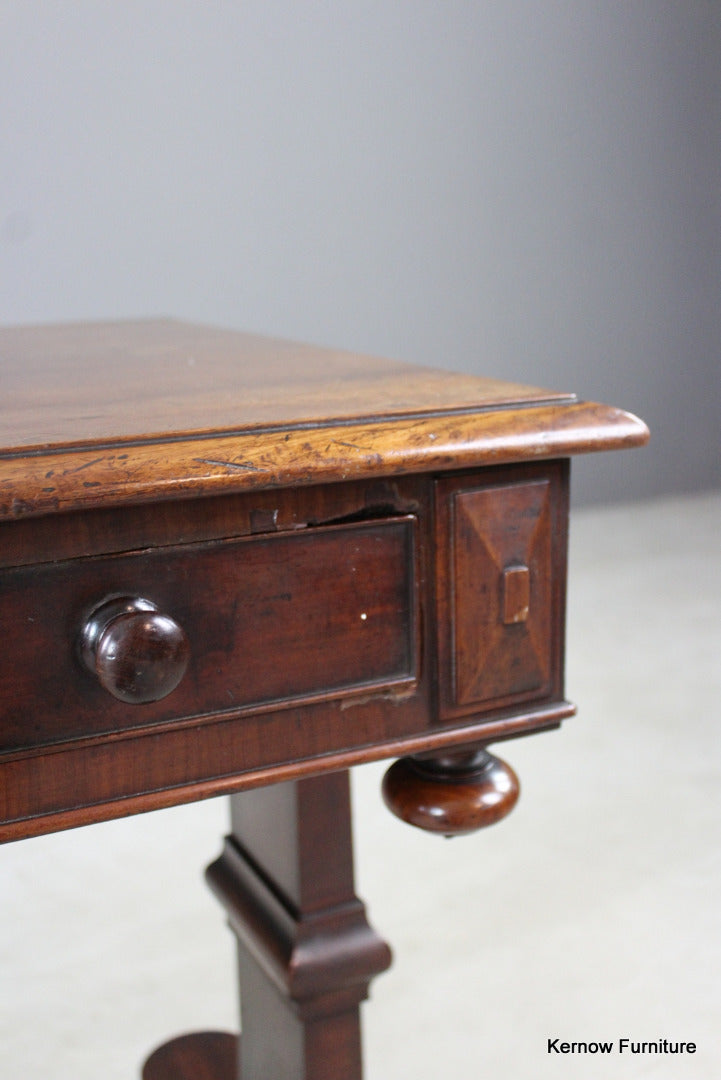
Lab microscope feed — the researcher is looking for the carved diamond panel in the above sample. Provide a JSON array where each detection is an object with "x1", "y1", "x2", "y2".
[{"x1": 451, "y1": 478, "x2": 553, "y2": 708}]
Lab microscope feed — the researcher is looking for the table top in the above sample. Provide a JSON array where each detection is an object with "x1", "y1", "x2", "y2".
[{"x1": 0, "y1": 319, "x2": 648, "y2": 519}]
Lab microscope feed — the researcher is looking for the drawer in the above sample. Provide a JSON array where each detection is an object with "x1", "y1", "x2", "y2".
[
  {"x1": 0, "y1": 516, "x2": 417, "y2": 754},
  {"x1": 435, "y1": 463, "x2": 568, "y2": 720}
]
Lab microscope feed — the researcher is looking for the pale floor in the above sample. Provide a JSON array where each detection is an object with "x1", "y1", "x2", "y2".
[{"x1": 1, "y1": 490, "x2": 719, "y2": 1079}]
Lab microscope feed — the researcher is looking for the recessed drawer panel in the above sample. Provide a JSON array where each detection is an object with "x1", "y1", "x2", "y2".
[
  {"x1": 436, "y1": 464, "x2": 567, "y2": 720},
  {"x1": 0, "y1": 517, "x2": 416, "y2": 754}
]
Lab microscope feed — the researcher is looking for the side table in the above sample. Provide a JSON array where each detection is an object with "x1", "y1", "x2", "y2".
[{"x1": 0, "y1": 319, "x2": 648, "y2": 1078}]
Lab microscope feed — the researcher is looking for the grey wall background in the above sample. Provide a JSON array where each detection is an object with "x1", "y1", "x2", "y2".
[{"x1": 2, "y1": 2, "x2": 718, "y2": 504}]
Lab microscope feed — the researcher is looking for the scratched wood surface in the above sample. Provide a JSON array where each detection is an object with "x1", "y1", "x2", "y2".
[
  {"x1": 0, "y1": 319, "x2": 648, "y2": 519},
  {"x1": 1, "y1": 318, "x2": 569, "y2": 449}
]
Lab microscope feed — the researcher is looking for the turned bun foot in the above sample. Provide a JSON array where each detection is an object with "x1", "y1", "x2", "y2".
[
  {"x1": 142, "y1": 1031, "x2": 238, "y2": 1079},
  {"x1": 382, "y1": 747, "x2": 520, "y2": 836}
]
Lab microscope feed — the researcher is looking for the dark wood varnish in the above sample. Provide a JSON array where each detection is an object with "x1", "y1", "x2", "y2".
[
  {"x1": 435, "y1": 462, "x2": 569, "y2": 722},
  {"x1": 0, "y1": 469, "x2": 580, "y2": 840},
  {"x1": 0, "y1": 516, "x2": 417, "y2": 754},
  {"x1": 80, "y1": 595, "x2": 190, "y2": 704},
  {"x1": 205, "y1": 771, "x2": 391, "y2": 1080},
  {"x1": 0, "y1": 319, "x2": 649, "y2": 1079},
  {"x1": 382, "y1": 748, "x2": 520, "y2": 836},
  {"x1": 142, "y1": 1032, "x2": 238, "y2": 1080}
]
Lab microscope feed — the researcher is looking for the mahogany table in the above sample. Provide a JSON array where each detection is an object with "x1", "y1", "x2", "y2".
[{"x1": 0, "y1": 320, "x2": 648, "y2": 1078}]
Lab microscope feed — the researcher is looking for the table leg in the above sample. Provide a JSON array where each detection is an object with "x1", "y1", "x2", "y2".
[{"x1": 143, "y1": 770, "x2": 391, "y2": 1079}]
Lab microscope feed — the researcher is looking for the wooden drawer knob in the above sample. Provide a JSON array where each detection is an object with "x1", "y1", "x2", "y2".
[{"x1": 80, "y1": 596, "x2": 189, "y2": 704}]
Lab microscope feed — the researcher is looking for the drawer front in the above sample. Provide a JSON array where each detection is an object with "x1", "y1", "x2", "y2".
[
  {"x1": 435, "y1": 463, "x2": 568, "y2": 720},
  {"x1": 0, "y1": 517, "x2": 417, "y2": 754}
]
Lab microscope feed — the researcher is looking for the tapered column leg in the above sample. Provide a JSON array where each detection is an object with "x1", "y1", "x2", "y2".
[
  {"x1": 143, "y1": 770, "x2": 390, "y2": 1080},
  {"x1": 217, "y1": 770, "x2": 391, "y2": 1080}
]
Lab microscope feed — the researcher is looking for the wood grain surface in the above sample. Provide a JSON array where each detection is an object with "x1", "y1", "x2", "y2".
[{"x1": 0, "y1": 319, "x2": 648, "y2": 519}]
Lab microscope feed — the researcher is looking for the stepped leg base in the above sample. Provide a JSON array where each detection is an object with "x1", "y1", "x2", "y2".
[{"x1": 142, "y1": 1032, "x2": 239, "y2": 1080}]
